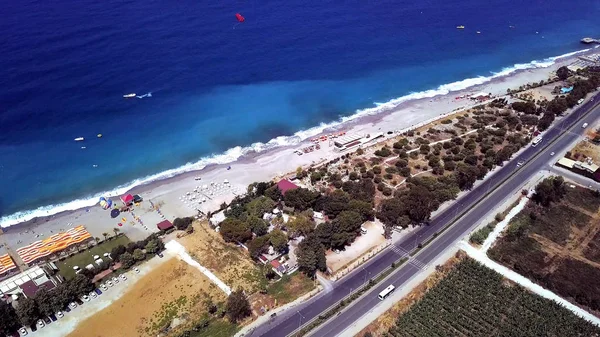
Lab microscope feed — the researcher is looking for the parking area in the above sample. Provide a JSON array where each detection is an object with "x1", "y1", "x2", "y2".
[{"x1": 15, "y1": 252, "x2": 173, "y2": 337}]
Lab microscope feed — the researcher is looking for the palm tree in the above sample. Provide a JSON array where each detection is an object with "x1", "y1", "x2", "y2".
[
  {"x1": 102, "y1": 232, "x2": 109, "y2": 241},
  {"x1": 113, "y1": 228, "x2": 120, "y2": 237}
]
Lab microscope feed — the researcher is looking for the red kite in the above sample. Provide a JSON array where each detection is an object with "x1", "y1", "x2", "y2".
[{"x1": 235, "y1": 13, "x2": 245, "y2": 22}]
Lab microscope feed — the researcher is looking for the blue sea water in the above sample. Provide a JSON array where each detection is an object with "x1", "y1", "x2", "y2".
[{"x1": 1, "y1": 0, "x2": 599, "y2": 226}]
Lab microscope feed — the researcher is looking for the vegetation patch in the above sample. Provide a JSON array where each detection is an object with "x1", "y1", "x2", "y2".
[
  {"x1": 490, "y1": 177, "x2": 600, "y2": 314},
  {"x1": 56, "y1": 234, "x2": 131, "y2": 279},
  {"x1": 386, "y1": 258, "x2": 600, "y2": 337}
]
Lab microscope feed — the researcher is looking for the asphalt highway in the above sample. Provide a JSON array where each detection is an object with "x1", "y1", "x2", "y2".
[{"x1": 252, "y1": 93, "x2": 600, "y2": 337}]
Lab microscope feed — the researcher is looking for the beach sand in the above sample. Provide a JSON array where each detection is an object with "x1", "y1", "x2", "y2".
[{"x1": 0, "y1": 53, "x2": 587, "y2": 266}]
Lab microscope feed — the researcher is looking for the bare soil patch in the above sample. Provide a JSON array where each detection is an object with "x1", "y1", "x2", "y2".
[
  {"x1": 179, "y1": 221, "x2": 266, "y2": 293},
  {"x1": 68, "y1": 258, "x2": 225, "y2": 337}
]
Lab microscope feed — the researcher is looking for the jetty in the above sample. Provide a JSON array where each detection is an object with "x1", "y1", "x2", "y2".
[{"x1": 581, "y1": 37, "x2": 599, "y2": 44}]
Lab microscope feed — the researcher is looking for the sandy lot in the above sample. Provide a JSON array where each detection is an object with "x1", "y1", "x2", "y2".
[
  {"x1": 179, "y1": 221, "x2": 265, "y2": 293},
  {"x1": 68, "y1": 258, "x2": 225, "y2": 337},
  {"x1": 326, "y1": 221, "x2": 386, "y2": 273},
  {"x1": 569, "y1": 140, "x2": 600, "y2": 164}
]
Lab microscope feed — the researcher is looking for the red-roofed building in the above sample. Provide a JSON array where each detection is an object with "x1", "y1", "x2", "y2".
[
  {"x1": 121, "y1": 194, "x2": 134, "y2": 205},
  {"x1": 157, "y1": 220, "x2": 174, "y2": 231},
  {"x1": 270, "y1": 260, "x2": 287, "y2": 276},
  {"x1": 277, "y1": 179, "x2": 299, "y2": 195}
]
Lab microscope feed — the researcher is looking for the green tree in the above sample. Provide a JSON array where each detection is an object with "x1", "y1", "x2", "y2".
[
  {"x1": 133, "y1": 248, "x2": 146, "y2": 261},
  {"x1": 226, "y1": 290, "x2": 251, "y2": 323},
  {"x1": 0, "y1": 300, "x2": 19, "y2": 335},
  {"x1": 533, "y1": 176, "x2": 566, "y2": 206},
  {"x1": 297, "y1": 234, "x2": 326, "y2": 277},
  {"x1": 286, "y1": 215, "x2": 315, "y2": 238},
  {"x1": 247, "y1": 236, "x2": 270, "y2": 260},
  {"x1": 556, "y1": 66, "x2": 570, "y2": 80},
  {"x1": 247, "y1": 216, "x2": 268, "y2": 236},
  {"x1": 16, "y1": 297, "x2": 39, "y2": 327},
  {"x1": 174, "y1": 217, "x2": 194, "y2": 230},
  {"x1": 145, "y1": 240, "x2": 160, "y2": 254},
  {"x1": 283, "y1": 188, "x2": 320, "y2": 211},
  {"x1": 110, "y1": 244, "x2": 127, "y2": 260},
  {"x1": 455, "y1": 163, "x2": 480, "y2": 190},
  {"x1": 220, "y1": 218, "x2": 253, "y2": 243},
  {"x1": 246, "y1": 196, "x2": 276, "y2": 217},
  {"x1": 120, "y1": 252, "x2": 135, "y2": 268},
  {"x1": 269, "y1": 229, "x2": 289, "y2": 253}
]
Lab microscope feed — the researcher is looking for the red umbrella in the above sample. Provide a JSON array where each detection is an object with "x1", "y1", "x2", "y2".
[{"x1": 118, "y1": 223, "x2": 123, "y2": 227}]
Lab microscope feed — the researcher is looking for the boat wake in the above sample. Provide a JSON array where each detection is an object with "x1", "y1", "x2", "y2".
[{"x1": 0, "y1": 47, "x2": 592, "y2": 228}]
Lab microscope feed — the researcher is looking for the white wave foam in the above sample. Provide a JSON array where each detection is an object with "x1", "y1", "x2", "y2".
[{"x1": 0, "y1": 47, "x2": 591, "y2": 228}]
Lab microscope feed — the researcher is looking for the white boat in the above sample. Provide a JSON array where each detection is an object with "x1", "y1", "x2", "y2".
[
  {"x1": 123, "y1": 93, "x2": 136, "y2": 98},
  {"x1": 74, "y1": 137, "x2": 84, "y2": 142}
]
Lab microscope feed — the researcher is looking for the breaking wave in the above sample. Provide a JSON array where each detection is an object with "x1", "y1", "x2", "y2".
[{"x1": 0, "y1": 47, "x2": 591, "y2": 228}]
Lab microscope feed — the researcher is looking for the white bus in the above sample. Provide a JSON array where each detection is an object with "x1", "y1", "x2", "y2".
[
  {"x1": 378, "y1": 284, "x2": 396, "y2": 300},
  {"x1": 531, "y1": 136, "x2": 542, "y2": 147}
]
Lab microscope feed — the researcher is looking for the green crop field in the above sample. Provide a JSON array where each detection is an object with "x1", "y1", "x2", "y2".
[{"x1": 387, "y1": 258, "x2": 600, "y2": 337}]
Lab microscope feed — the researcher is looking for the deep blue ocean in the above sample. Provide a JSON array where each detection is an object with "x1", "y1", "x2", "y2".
[{"x1": 1, "y1": 0, "x2": 599, "y2": 226}]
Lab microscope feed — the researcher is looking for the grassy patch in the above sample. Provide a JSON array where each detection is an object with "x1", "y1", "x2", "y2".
[
  {"x1": 563, "y1": 186, "x2": 600, "y2": 213},
  {"x1": 186, "y1": 318, "x2": 239, "y2": 337},
  {"x1": 266, "y1": 272, "x2": 315, "y2": 305},
  {"x1": 56, "y1": 235, "x2": 131, "y2": 279},
  {"x1": 469, "y1": 223, "x2": 496, "y2": 245},
  {"x1": 532, "y1": 204, "x2": 590, "y2": 244},
  {"x1": 146, "y1": 295, "x2": 188, "y2": 334}
]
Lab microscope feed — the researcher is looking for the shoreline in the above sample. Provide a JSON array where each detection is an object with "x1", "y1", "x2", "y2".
[{"x1": 1, "y1": 47, "x2": 596, "y2": 236}]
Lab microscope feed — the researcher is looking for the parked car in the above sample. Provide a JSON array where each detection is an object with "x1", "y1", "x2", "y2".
[
  {"x1": 119, "y1": 274, "x2": 127, "y2": 281},
  {"x1": 18, "y1": 327, "x2": 28, "y2": 336},
  {"x1": 56, "y1": 311, "x2": 64, "y2": 319},
  {"x1": 95, "y1": 288, "x2": 103, "y2": 295},
  {"x1": 75, "y1": 298, "x2": 84, "y2": 305},
  {"x1": 36, "y1": 320, "x2": 45, "y2": 329},
  {"x1": 112, "y1": 277, "x2": 119, "y2": 284},
  {"x1": 49, "y1": 314, "x2": 57, "y2": 321},
  {"x1": 134, "y1": 267, "x2": 140, "y2": 273},
  {"x1": 106, "y1": 280, "x2": 114, "y2": 287},
  {"x1": 80, "y1": 295, "x2": 90, "y2": 302},
  {"x1": 89, "y1": 291, "x2": 97, "y2": 299},
  {"x1": 550, "y1": 152, "x2": 555, "y2": 156},
  {"x1": 100, "y1": 283, "x2": 108, "y2": 291},
  {"x1": 157, "y1": 252, "x2": 164, "y2": 258},
  {"x1": 69, "y1": 302, "x2": 78, "y2": 309}
]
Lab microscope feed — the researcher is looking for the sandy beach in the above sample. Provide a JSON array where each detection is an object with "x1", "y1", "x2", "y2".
[{"x1": 0, "y1": 50, "x2": 593, "y2": 267}]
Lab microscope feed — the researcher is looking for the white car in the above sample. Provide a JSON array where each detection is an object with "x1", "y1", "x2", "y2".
[
  {"x1": 134, "y1": 267, "x2": 140, "y2": 274},
  {"x1": 18, "y1": 327, "x2": 28, "y2": 336},
  {"x1": 112, "y1": 277, "x2": 119, "y2": 284},
  {"x1": 80, "y1": 295, "x2": 90, "y2": 302},
  {"x1": 56, "y1": 311, "x2": 64, "y2": 319},
  {"x1": 89, "y1": 291, "x2": 97, "y2": 299},
  {"x1": 107, "y1": 280, "x2": 114, "y2": 287},
  {"x1": 582, "y1": 122, "x2": 589, "y2": 128},
  {"x1": 119, "y1": 274, "x2": 127, "y2": 281},
  {"x1": 550, "y1": 152, "x2": 555, "y2": 156},
  {"x1": 69, "y1": 302, "x2": 78, "y2": 309},
  {"x1": 516, "y1": 161, "x2": 524, "y2": 167},
  {"x1": 36, "y1": 319, "x2": 45, "y2": 329},
  {"x1": 100, "y1": 283, "x2": 108, "y2": 291}
]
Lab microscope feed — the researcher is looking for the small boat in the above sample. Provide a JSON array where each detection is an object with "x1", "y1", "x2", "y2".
[
  {"x1": 123, "y1": 93, "x2": 136, "y2": 98},
  {"x1": 74, "y1": 137, "x2": 84, "y2": 142},
  {"x1": 81, "y1": 146, "x2": 86, "y2": 149},
  {"x1": 476, "y1": 31, "x2": 481, "y2": 34},
  {"x1": 97, "y1": 134, "x2": 103, "y2": 138},
  {"x1": 456, "y1": 25, "x2": 465, "y2": 29}
]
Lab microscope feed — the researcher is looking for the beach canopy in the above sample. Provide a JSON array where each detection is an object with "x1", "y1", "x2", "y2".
[
  {"x1": 110, "y1": 209, "x2": 120, "y2": 218},
  {"x1": 121, "y1": 194, "x2": 134, "y2": 205}
]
